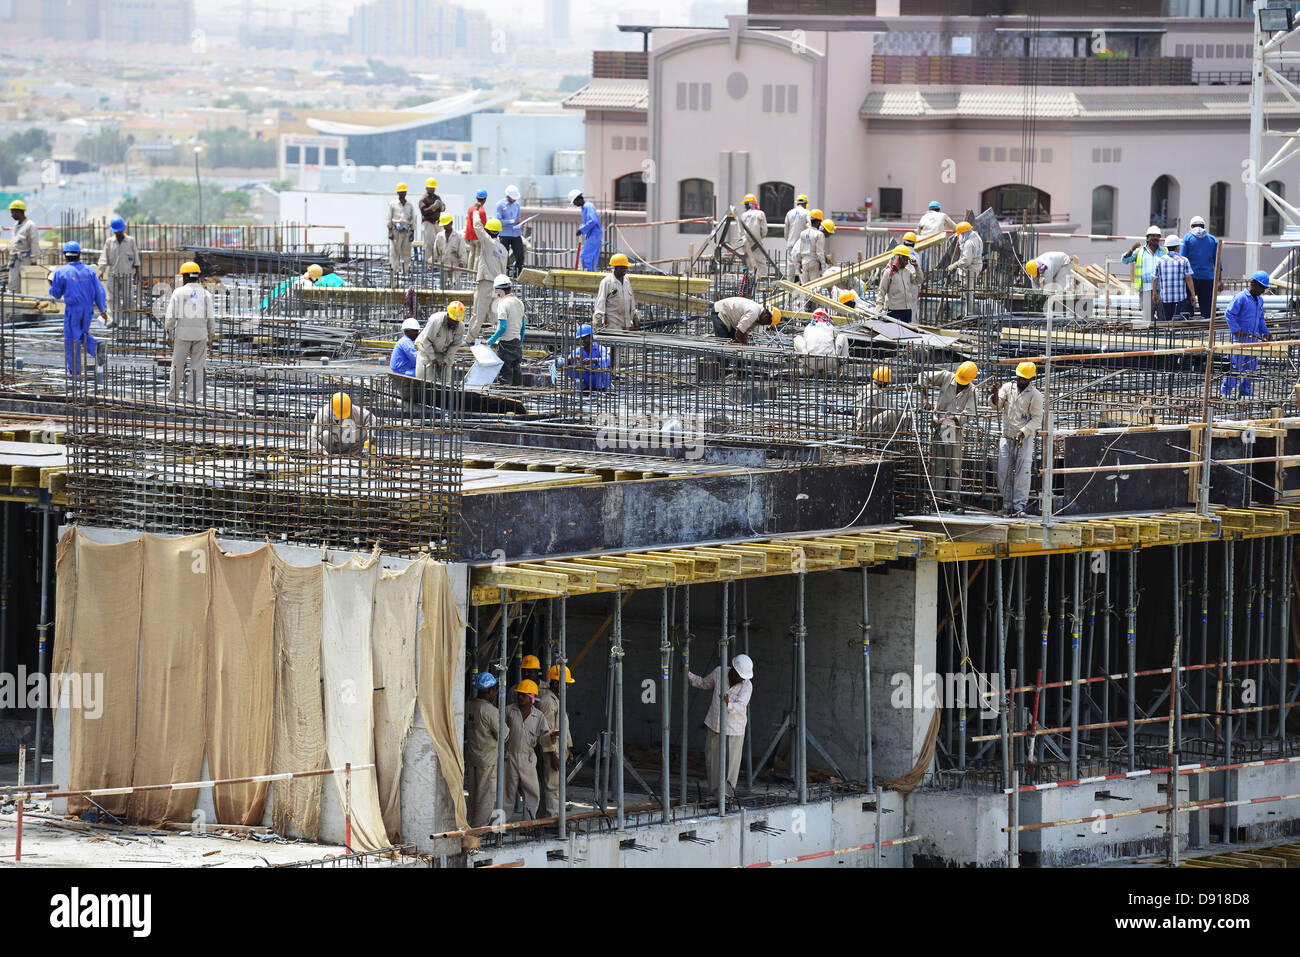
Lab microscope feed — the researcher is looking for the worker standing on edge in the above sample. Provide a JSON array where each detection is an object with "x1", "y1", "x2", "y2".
[
  {"x1": 567, "y1": 323, "x2": 612, "y2": 390},
  {"x1": 737, "y1": 193, "x2": 768, "y2": 273},
  {"x1": 1023, "y1": 251, "x2": 1076, "y2": 292},
  {"x1": 97, "y1": 215, "x2": 139, "y2": 317},
  {"x1": 793, "y1": 209, "x2": 829, "y2": 285},
  {"x1": 593, "y1": 253, "x2": 640, "y2": 331},
  {"x1": 418, "y1": 178, "x2": 445, "y2": 269},
  {"x1": 947, "y1": 221, "x2": 982, "y2": 286},
  {"x1": 686, "y1": 654, "x2": 754, "y2": 800},
  {"x1": 309, "y1": 391, "x2": 376, "y2": 456},
  {"x1": 7, "y1": 200, "x2": 38, "y2": 292},
  {"x1": 484, "y1": 274, "x2": 526, "y2": 386},
  {"x1": 571, "y1": 189, "x2": 602, "y2": 271},
  {"x1": 387, "y1": 183, "x2": 416, "y2": 281},
  {"x1": 163, "y1": 260, "x2": 214, "y2": 401},
  {"x1": 465, "y1": 672, "x2": 505, "y2": 827},
  {"x1": 434, "y1": 212, "x2": 468, "y2": 274},
  {"x1": 50, "y1": 241, "x2": 109, "y2": 377},
  {"x1": 784, "y1": 194, "x2": 811, "y2": 279},
  {"x1": 415, "y1": 300, "x2": 465, "y2": 380},
  {"x1": 991, "y1": 362, "x2": 1044, "y2": 518},
  {"x1": 465, "y1": 214, "x2": 510, "y2": 342},
  {"x1": 917, "y1": 200, "x2": 956, "y2": 239},
  {"x1": 496, "y1": 185, "x2": 525, "y2": 276},
  {"x1": 465, "y1": 189, "x2": 489, "y2": 272},
  {"x1": 1182, "y1": 215, "x2": 1221, "y2": 319},
  {"x1": 918, "y1": 361, "x2": 979, "y2": 507},
  {"x1": 1122, "y1": 226, "x2": 1166, "y2": 325},
  {"x1": 709, "y1": 297, "x2": 779, "y2": 345},
  {"x1": 389, "y1": 317, "x2": 419, "y2": 376},
  {"x1": 877, "y1": 245, "x2": 921, "y2": 322},
  {"x1": 504, "y1": 679, "x2": 554, "y2": 821},
  {"x1": 793, "y1": 307, "x2": 848, "y2": 372},
  {"x1": 1222, "y1": 271, "x2": 1270, "y2": 398},
  {"x1": 536, "y1": 664, "x2": 573, "y2": 817}
]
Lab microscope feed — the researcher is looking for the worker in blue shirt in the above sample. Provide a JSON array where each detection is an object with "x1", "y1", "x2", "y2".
[
  {"x1": 1221, "y1": 270, "x2": 1270, "y2": 397},
  {"x1": 495, "y1": 185, "x2": 524, "y2": 276},
  {"x1": 49, "y1": 241, "x2": 109, "y2": 376},
  {"x1": 1181, "y1": 215, "x2": 1220, "y2": 319},
  {"x1": 567, "y1": 323, "x2": 611, "y2": 390},
  {"x1": 390, "y1": 316, "x2": 419, "y2": 376},
  {"x1": 570, "y1": 189, "x2": 602, "y2": 271}
]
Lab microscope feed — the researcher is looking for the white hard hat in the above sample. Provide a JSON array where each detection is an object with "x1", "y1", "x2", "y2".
[
  {"x1": 1146, "y1": 225, "x2": 1162, "y2": 236},
  {"x1": 1165, "y1": 233, "x2": 1181, "y2": 247},
  {"x1": 732, "y1": 654, "x2": 754, "y2": 680},
  {"x1": 567, "y1": 188, "x2": 582, "y2": 204},
  {"x1": 402, "y1": 317, "x2": 420, "y2": 332},
  {"x1": 505, "y1": 184, "x2": 520, "y2": 201},
  {"x1": 1190, "y1": 215, "x2": 1206, "y2": 227},
  {"x1": 493, "y1": 273, "x2": 512, "y2": 289}
]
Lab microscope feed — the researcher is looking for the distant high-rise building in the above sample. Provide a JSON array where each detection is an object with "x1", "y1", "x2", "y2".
[
  {"x1": 544, "y1": 0, "x2": 570, "y2": 44},
  {"x1": 99, "y1": 0, "x2": 194, "y2": 46},
  {"x1": 349, "y1": 0, "x2": 493, "y2": 60},
  {"x1": 3, "y1": 0, "x2": 101, "y2": 43}
]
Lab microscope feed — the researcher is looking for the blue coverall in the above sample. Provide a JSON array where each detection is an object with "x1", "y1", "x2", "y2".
[
  {"x1": 49, "y1": 261, "x2": 106, "y2": 375},
  {"x1": 390, "y1": 335, "x2": 417, "y2": 376},
  {"x1": 1221, "y1": 288, "x2": 1268, "y2": 397},
  {"x1": 578, "y1": 201, "x2": 602, "y2": 271},
  {"x1": 567, "y1": 340, "x2": 611, "y2": 390}
]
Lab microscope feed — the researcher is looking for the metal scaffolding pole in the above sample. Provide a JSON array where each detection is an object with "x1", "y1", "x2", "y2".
[
  {"x1": 717, "y1": 580, "x2": 730, "y2": 815},
  {"x1": 1225, "y1": 538, "x2": 1236, "y2": 764},
  {"x1": 613, "y1": 589, "x2": 625, "y2": 829},
  {"x1": 1056, "y1": 556, "x2": 1068, "y2": 731},
  {"x1": 861, "y1": 563, "x2": 874, "y2": 785},
  {"x1": 496, "y1": 590, "x2": 507, "y2": 821},
  {"x1": 0, "y1": 505, "x2": 9, "y2": 684},
  {"x1": 995, "y1": 556, "x2": 1009, "y2": 789},
  {"x1": 33, "y1": 510, "x2": 51, "y2": 787},
  {"x1": 1127, "y1": 548, "x2": 1138, "y2": 772},
  {"x1": 660, "y1": 586, "x2": 671, "y2": 824},
  {"x1": 680, "y1": 585, "x2": 690, "y2": 806},
  {"x1": 1201, "y1": 542, "x2": 1211, "y2": 738},
  {"x1": 558, "y1": 595, "x2": 568, "y2": 838},
  {"x1": 796, "y1": 571, "x2": 808, "y2": 805},
  {"x1": 1280, "y1": 535, "x2": 1291, "y2": 743},
  {"x1": 1260, "y1": 538, "x2": 1271, "y2": 739},
  {"x1": 1101, "y1": 559, "x2": 1111, "y2": 761},
  {"x1": 1015, "y1": 557, "x2": 1027, "y2": 768},
  {"x1": 1070, "y1": 553, "x2": 1082, "y2": 780},
  {"x1": 959, "y1": 561, "x2": 969, "y2": 770},
  {"x1": 741, "y1": 581, "x2": 753, "y2": 788},
  {"x1": 1172, "y1": 544, "x2": 1183, "y2": 756}
]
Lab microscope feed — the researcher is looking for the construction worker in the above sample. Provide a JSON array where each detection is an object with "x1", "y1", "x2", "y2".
[
  {"x1": 50, "y1": 242, "x2": 109, "y2": 377},
  {"x1": 917, "y1": 201, "x2": 956, "y2": 239},
  {"x1": 567, "y1": 323, "x2": 611, "y2": 390},
  {"x1": 465, "y1": 672, "x2": 505, "y2": 827},
  {"x1": 947, "y1": 221, "x2": 982, "y2": 286},
  {"x1": 855, "y1": 366, "x2": 900, "y2": 434},
  {"x1": 389, "y1": 316, "x2": 419, "y2": 376},
  {"x1": 737, "y1": 193, "x2": 768, "y2": 273},
  {"x1": 309, "y1": 391, "x2": 376, "y2": 456},
  {"x1": 97, "y1": 216, "x2": 139, "y2": 316},
  {"x1": 503, "y1": 678, "x2": 553, "y2": 820},
  {"x1": 484, "y1": 274, "x2": 526, "y2": 386},
  {"x1": 902, "y1": 230, "x2": 918, "y2": 250},
  {"x1": 570, "y1": 189, "x2": 602, "y2": 271},
  {"x1": 1024, "y1": 251, "x2": 1076, "y2": 291},
  {"x1": 918, "y1": 361, "x2": 979, "y2": 506},
  {"x1": 1122, "y1": 226, "x2": 1167, "y2": 325},
  {"x1": 784, "y1": 194, "x2": 811, "y2": 279},
  {"x1": 7, "y1": 200, "x2": 39, "y2": 293},
  {"x1": 709, "y1": 297, "x2": 780, "y2": 345},
  {"x1": 593, "y1": 253, "x2": 640, "y2": 331},
  {"x1": 162, "y1": 260, "x2": 215, "y2": 401},
  {"x1": 793, "y1": 209, "x2": 830, "y2": 285},
  {"x1": 465, "y1": 214, "x2": 510, "y2": 342},
  {"x1": 386, "y1": 183, "x2": 416, "y2": 281},
  {"x1": 877, "y1": 245, "x2": 922, "y2": 322},
  {"x1": 537, "y1": 665, "x2": 574, "y2": 817},
  {"x1": 465, "y1": 189, "x2": 489, "y2": 272},
  {"x1": 433, "y1": 212, "x2": 468, "y2": 274},
  {"x1": 1182, "y1": 215, "x2": 1221, "y2": 320},
  {"x1": 991, "y1": 362, "x2": 1044, "y2": 517},
  {"x1": 496, "y1": 185, "x2": 525, "y2": 275},
  {"x1": 415, "y1": 300, "x2": 465, "y2": 380},
  {"x1": 792, "y1": 307, "x2": 849, "y2": 372},
  {"x1": 686, "y1": 653, "x2": 753, "y2": 798},
  {"x1": 418, "y1": 178, "x2": 445, "y2": 268},
  {"x1": 1153, "y1": 234, "x2": 1196, "y2": 323},
  {"x1": 1222, "y1": 271, "x2": 1270, "y2": 398},
  {"x1": 297, "y1": 263, "x2": 344, "y2": 289}
]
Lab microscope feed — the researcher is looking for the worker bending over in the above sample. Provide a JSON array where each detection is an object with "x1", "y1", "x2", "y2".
[
  {"x1": 387, "y1": 183, "x2": 416, "y2": 281},
  {"x1": 1222, "y1": 270, "x2": 1270, "y2": 398},
  {"x1": 310, "y1": 391, "x2": 376, "y2": 456},
  {"x1": 418, "y1": 178, "x2": 445, "y2": 269},
  {"x1": 594, "y1": 253, "x2": 640, "y2": 330},
  {"x1": 571, "y1": 189, "x2": 602, "y2": 271},
  {"x1": 877, "y1": 245, "x2": 923, "y2": 322},
  {"x1": 1024, "y1": 251, "x2": 1076, "y2": 291},
  {"x1": 918, "y1": 361, "x2": 978, "y2": 507},
  {"x1": 793, "y1": 307, "x2": 849, "y2": 372},
  {"x1": 687, "y1": 654, "x2": 754, "y2": 799},
  {"x1": 50, "y1": 241, "x2": 110, "y2": 377},
  {"x1": 415, "y1": 299, "x2": 465, "y2": 380},
  {"x1": 991, "y1": 362, "x2": 1044, "y2": 517},
  {"x1": 793, "y1": 209, "x2": 831, "y2": 285},
  {"x1": 784, "y1": 194, "x2": 811, "y2": 279},
  {"x1": 390, "y1": 317, "x2": 419, "y2": 376},
  {"x1": 536, "y1": 665, "x2": 574, "y2": 817},
  {"x1": 484, "y1": 274, "x2": 526, "y2": 386},
  {"x1": 709, "y1": 297, "x2": 779, "y2": 345},
  {"x1": 504, "y1": 679, "x2": 554, "y2": 820},
  {"x1": 466, "y1": 214, "x2": 510, "y2": 341},
  {"x1": 434, "y1": 213, "x2": 468, "y2": 274},
  {"x1": 917, "y1": 201, "x2": 956, "y2": 239},
  {"x1": 737, "y1": 193, "x2": 768, "y2": 273},
  {"x1": 464, "y1": 672, "x2": 504, "y2": 827},
  {"x1": 567, "y1": 323, "x2": 611, "y2": 390},
  {"x1": 855, "y1": 366, "x2": 900, "y2": 434}
]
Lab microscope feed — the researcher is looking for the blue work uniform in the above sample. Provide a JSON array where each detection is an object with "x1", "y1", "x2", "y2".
[
  {"x1": 390, "y1": 335, "x2": 417, "y2": 376},
  {"x1": 578, "y1": 201, "x2": 602, "y2": 271},
  {"x1": 1221, "y1": 288, "x2": 1268, "y2": 397},
  {"x1": 568, "y1": 340, "x2": 611, "y2": 390},
  {"x1": 494, "y1": 198, "x2": 521, "y2": 238},
  {"x1": 49, "y1": 261, "x2": 106, "y2": 375},
  {"x1": 1182, "y1": 230, "x2": 1219, "y2": 320}
]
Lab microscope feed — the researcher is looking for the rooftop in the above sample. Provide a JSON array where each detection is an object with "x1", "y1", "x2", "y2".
[{"x1": 561, "y1": 79, "x2": 650, "y2": 112}]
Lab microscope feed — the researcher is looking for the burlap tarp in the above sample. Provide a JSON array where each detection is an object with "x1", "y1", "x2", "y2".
[
  {"x1": 128, "y1": 531, "x2": 211, "y2": 825},
  {"x1": 66, "y1": 532, "x2": 142, "y2": 817},
  {"x1": 371, "y1": 562, "x2": 422, "y2": 842},
  {"x1": 207, "y1": 543, "x2": 276, "y2": 825},
  {"x1": 50, "y1": 528, "x2": 77, "y2": 679},
  {"x1": 270, "y1": 553, "x2": 327, "y2": 840}
]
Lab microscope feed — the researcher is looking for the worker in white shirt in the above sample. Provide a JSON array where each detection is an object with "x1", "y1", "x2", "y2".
[
  {"x1": 687, "y1": 653, "x2": 754, "y2": 797},
  {"x1": 6, "y1": 200, "x2": 39, "y2": 293},
  {"x1": 97, "y1": 215, "x2": 139, "y2": 315},
  {"x1": 855, "y1": 366, "x2": 901, "y2": 435},
  {"x1": 917, "y1": 200, "x2": 957, "y2": 239},
  {"x1": 415, "y1": 299, "x2": 465, "y2": 380},
  {"x1": 918, "y1": 361, "x2": 979, "y2": 505},
  {"x1": 793, "y1": 306, "x2": 849, "y2": 372},
  {"x1": 465, "y1": 672, "x2": 505, "y2": 827},
  {"x1": 1024, "y1": 251, "x2": 1076, "y2": 291},
  {"x1": 784, "y1": 194, "x2": 811, "y2": 279},
  {"x1": 164, "y1": 261, "x2": 215, "y2": 402},
  {"x1": 990, "y1": 362, "x2": 1045, "y2": 517},
  {"x1": 593, "y1": 253, "x2": 640, "y2": 331},
  {"x1": 793, "y1": 209, "x2": 830, "y2": 285},
  {"x1": 737, "y1": 193, "x2": 768, "y2": 273},
  {"x1": 483, "y1": 274, "x2": 526, "y2": 386},
  {"x1": 948, "y1": 221, "x2": 983, "y2": 286},
  {"x1": 465, "y1": 215, "x2": 510, "y2": 342},
  {"x1": 386, "y1": 182, "x2": 416, "y2": 281},
  {"x1": 536, "y1": 665, "x2": 574, "y2": 817},
  {"x1": 503, "y1": 679, "x2": 555, "y2": 820},
  {"x1": 709, "y1": 297, "x2": 780, "y2": 345},
  {"x1": 877, "y1": 245, "x2": 923, "y2": 322},
  {"x1": 433, "y1": 212, "x2": 468, "y2": 274}
]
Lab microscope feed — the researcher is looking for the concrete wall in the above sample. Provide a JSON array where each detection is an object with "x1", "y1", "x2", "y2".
[{"x1": 908, "y1": 789, "x2": 1009, "y2": 866}]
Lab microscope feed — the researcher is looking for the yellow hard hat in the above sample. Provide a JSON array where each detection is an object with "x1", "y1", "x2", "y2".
[
  {"x1": 485, "y1": 218, "x2": 502, "y2": 232},
  {"x1": 892, "y1": 244, "x2": 911, "y2": 257},
  {"x1": 439, "y1": 212, "x2": 453, "y2": 226},
  {"x1": 396, "y1": 182, "x2": 408, "y2": 192},
  {"x1": 1016, "y1": 361, "x2": 1037, "y2": 380},
  {"x1": 822, "y1": 220, "x2": 835, "y2": 234},
  {"x1": 179, "y1": 261, "x2": 201, "y2": 275},
  {"x1": 1024, "y1": 259, "x2": 1039, "y2": 278},
  {"x1": 873, "y1": 366, "x2": 892, "y2": 385},
  {"x1": 810, "y1": 208, "x2": 824, "y2": 220},
  {"x1": 447, "y1": 300, "x2": 466, "y2": 321},
  {"x1": 331, "y1": 391, "x2": 352, "y2": 419},
  {"x1": 955, "y1": 361, "x2": 978, "y2": 385},
  {"x1": 425, "y1": 177, "x2": 437, "y2": 189},
  {"x1": 768, "y1": 306, "x2": 782, "y2": 325},
  {"x1": 903, "y1": 231, "x2": 917, "y2": 243},
  {"x1": 307, "y1": 263, "x2": 323, "y2": 279},
  {"x1": 796, "y1": 194, "x2": 809, "y2": 205},
  {"x1": 520, "y1": 654, "x2": 541, "y2": 671},
  {"x1": 955, "y1": 221, "x2": 972, "y2": 234},
  {"x1": 609, "y1": 253, "x2": 630, "y2": 267},
  {"x1": 839, "y1": 290, "x2": 857, "y2": 304},
  {"x1": 8, "y1": 199, "x2": 25, "y2": 211},
  {"x1": 548, "y1": 665, "x2": 575, "y2": 683},
  {"x1": 743, "y1": 193, "x2": 757, "y2": 205},
  {"x1": 515, "y1": 679, "x2": 539, "y2": 696}
]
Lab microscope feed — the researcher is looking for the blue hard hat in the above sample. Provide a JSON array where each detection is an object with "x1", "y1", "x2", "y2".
[
  {"x1": 476, "y1": 189, "x2": 488, "y2": 199},
  {"x1": 62, "y1": 241, "x2": 81, "y2": 255},
  {"x1": 578, "y1": 323, "x2": 593, "y2": 337},
  {"x1": 1251, "y1": 270, "x2": 1270, "y2": 288},
  {"x1": 475, "y1": 672, "x2": 497, "y2": 691},
  {"x1": 928, "y1": 201, "x2": 941, "y2": 210},
  {"x1": 110, "y1": 216, "x2": 125, "y2": 232}
]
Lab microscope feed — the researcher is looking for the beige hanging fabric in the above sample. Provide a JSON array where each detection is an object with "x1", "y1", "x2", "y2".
[
  {"x1": 371, "y1": 560, "x2": 422, "y2": 842},
  {"x1": 206, "y1": 542, "x2": 276, "y2": 825},
  {"x1": 128, "y1": 531, "x2": 211, "y2": 825},
  {"x1": 416, "y1": 562, "x2": 472, "y2": 849},
  {"x1": 51, "y1": 527, "x2": 77, "y2": 678},
  {"x1": 321, "y1": 552, "x2": 388, "y2": 852},
  {"x1": 66, "y1": 533, "x2": 143, "y2": 818},
  {"x1": 270, "y1": 553, "x2": 327, "y2": 840}
]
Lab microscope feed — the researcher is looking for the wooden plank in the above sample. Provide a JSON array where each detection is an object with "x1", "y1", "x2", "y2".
[{"x1": 472, "y1": 566, "x2": 568, "y2": 596}]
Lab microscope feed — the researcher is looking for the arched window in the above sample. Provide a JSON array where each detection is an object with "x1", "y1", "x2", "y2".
[
  {"x1": 613, "y1": 171, "x2": 646, "y2": 210},
  {"x1": 678, "y1": 178, "x2": 714, "y2": 234},
  {"x1": 758, "y1": 181, "x2": 794, "y2": 235},
  {"x1": 1209, "y1": 181, "x2": 1229, "y2": 236},
  {"x1": 1091, "y1": 185, "x2": 1116, "y2": 240},
  {"x1": 1150, "y1": 174, "x2": 1179, "y2": 229},
  {"x1": 979, "y1": 183, "x2": 1051, "y2": 223},
  {"x1": 1263, "y1": 180, "x2": 1284, "y2": 235}
]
